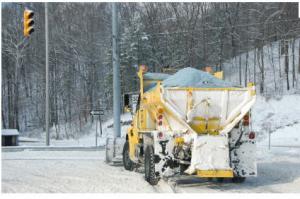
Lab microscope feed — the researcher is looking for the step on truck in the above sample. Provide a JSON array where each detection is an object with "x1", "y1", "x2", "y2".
[{"x1": 122, "y1": 65, "x2": 257, "y2": 185}]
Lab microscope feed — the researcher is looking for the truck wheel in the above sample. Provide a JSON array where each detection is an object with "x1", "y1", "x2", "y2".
[
  {"x1": 180, "y1": 164, "x2": 189, "y2": 175},
  {"x1": 217, "y1": 178, "x2": 224, "y2": 183},
  {"x1": 232, "y1": 177, "x2": 246, "y2": 183},
  {"x1": 144, "y1": 145, "x2": 159, "y2": 185},
  {"x1": 122, "y1": 141, "x2": 135, "y2": 171}
]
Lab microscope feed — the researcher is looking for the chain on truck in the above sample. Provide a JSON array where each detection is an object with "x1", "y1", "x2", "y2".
[{"x1": 122, "y1": 65, "x2": 257, "y2": 185}]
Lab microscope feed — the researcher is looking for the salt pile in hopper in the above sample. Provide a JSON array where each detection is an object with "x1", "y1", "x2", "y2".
[{"x1": 162, "y1": 67, "x2": 236, "y2": 88}]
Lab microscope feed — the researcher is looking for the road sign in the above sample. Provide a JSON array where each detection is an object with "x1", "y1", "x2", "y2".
[
  {"x1": 90, "y1": 110, "x2": 104, "y2": 115},
  {"x1": 131, "y1": 94, "x2": 139, "y2": 113}
]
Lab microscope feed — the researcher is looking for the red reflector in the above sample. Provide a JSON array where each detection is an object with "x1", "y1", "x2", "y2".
[
  {"x1": 158, "y1": 132, "x2": 163, "y2": 139},
  {"x1": 243, "y1": 120, "x2": 249, "y2": 126},
  {"x1": 249, "y1": 132, "x2": 255, "y2": 139},
  {"x1": 243, "y1": 114, "x2": 250, "y2": 126}
]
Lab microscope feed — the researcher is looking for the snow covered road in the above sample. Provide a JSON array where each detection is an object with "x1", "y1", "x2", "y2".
[
  {"x1": 1, "y1": 150, "x2": 159, "y2": 193},
  {"x1": 2, "y1": 146, "x2": 300, "y2": 193},
  {"x1": 169, "y1": 146, "x2": 300, "y2": 193}
]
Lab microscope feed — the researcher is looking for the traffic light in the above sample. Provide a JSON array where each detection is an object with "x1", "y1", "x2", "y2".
[{"x1": 23, "y1": 9, "x2": 34, "y2": 37}]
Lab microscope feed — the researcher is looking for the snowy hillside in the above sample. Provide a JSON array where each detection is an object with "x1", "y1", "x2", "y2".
[
  {"x1": 223, "y1": 39, "x2": 300, "y2": 96},
  {"x1": 221, "y1": 39, "x2": 300, "y2": 147},
  {"x1": 18, "y1": 38, "x2": 300, "y2": 148}
]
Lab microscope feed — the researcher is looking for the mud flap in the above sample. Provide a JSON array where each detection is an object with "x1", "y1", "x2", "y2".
[
  {"x1": 151, "y1": 131, "x2": 178, "y2": 177},
  {"x1": 231, "y1": 141, "x2": 257, "y2": 177},
  {"x1": 230, "y1": 128, "x2": 257, "y2": 177},
  {"x1": 185, "y1": 135, "x2": 231, "y2": 175}
]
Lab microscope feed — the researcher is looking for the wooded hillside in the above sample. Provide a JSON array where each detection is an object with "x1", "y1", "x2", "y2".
[{"x1": 2, "y1": 2, "x2": 300, "y2": 138}]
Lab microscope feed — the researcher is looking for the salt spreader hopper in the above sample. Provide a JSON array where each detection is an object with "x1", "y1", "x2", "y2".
[{"x1": 122, "y1": 65, "x2": 256, "y2": 185}]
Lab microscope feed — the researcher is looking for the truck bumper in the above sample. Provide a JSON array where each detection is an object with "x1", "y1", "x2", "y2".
[{"x1": 197, "y1": 169, "x2": 233, "y2": 178}]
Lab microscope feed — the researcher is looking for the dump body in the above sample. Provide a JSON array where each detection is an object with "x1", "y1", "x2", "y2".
[{"x1": 125, "y1": 66, "x2": 257, "y2": 184}]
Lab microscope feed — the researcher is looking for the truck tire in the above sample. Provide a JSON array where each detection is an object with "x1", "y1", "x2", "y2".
[
  {"x1": 180, "y1": 164, "x2": 189, "y2": 175},
  {"x1": 144, "y1": 145, "x2": 159, "y2": 185},
  {"x1": 217, "y1": 178, "x2": 224, "y2": 183},
  {"x1": 232, "y1": 177, "x2": 246, "y2": 183},
  {"x1": 122, "y1": 141, "x2": 135, "y2": 171}
]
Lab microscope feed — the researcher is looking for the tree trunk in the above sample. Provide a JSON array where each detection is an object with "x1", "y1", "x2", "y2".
[
  {"x1": 254, "y1": 48, "x2": 256, "y2": 84},
  {"x1": 285, "y1": 41, "x2": 290, "y2": 90},
  {"x1": 278, "y1": 40, "x2": 282, "y2": 78},
  {"x1": 2, "y1": 106, "x2": 6, "y2": 129},
  {"x1": 14, "y1": 54, "x2": 20, "y2": 130},
  {"x1": 8, "y1": 72, "x2": 14, "y2": 128},
  {"x1": 292, "y1": 39, "x2": 295, "y2": 88},
  {"x1": 244, "y1": 51, "x2": 249, "y2": 87},
  {"x1": 260, "y1": 48, "x2": 265, "y2": 94},
  {"x1": 218, "y1": 28, "x2": 224, "y2": 71},
  {"x1": 298, "y1": 39, "x2": 300, "y2": 74},
  {"x1": 269, "y1": 44, "x2": 277, "y2": 93},
  {"x1": 239, "y1": 50, "x2": 242, "y2": 85}
]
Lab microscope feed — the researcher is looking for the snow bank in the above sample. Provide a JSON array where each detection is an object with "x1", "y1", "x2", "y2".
[
  {"x1": 252, "y1": 94, "x2": 300, "y2": 146},
  {"x1": 101, "y1": 113, "x2": 133, "y2": 138},
  {"x1": 162, "y1": 67, "x2": 236, "y2": 88}
]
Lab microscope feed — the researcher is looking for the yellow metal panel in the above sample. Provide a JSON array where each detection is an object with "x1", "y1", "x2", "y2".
[
  {"x1": 197, "y1": 170, "x2": 233, "y2": 178},
  {"x1": 187, "y1": 89, "x2": 194, "y2": 113},
  {"x1": 128, "y1": 114, "x2": 140, "y2": 160},
  {"x1": 189, "y1": 116, "x2": 220, "y2": 134},
  {"x1": 128, "y1": 129, "x2": 139, "y2": 160},
  {"x1": 247, "y1": 82, "x2": 256, "y2": 96},
  {"x1": 175, "y1": 137, "x2": 184, "y2": 145},
  {"x1": 207, "y1": 117, "x2": 221, "y2": 132},
  {"x1": 189, "y1": 117, "x2": 206, "y2": 133},
  {"x1": 213, "y1": 71, "x2": 223, "y2": 80}
]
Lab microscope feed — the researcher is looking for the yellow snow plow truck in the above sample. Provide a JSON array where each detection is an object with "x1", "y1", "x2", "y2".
[{"x1": 122, "y1": 65, "x2": 257, "y2": 185}]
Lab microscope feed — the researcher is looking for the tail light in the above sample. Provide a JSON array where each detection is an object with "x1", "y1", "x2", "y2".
[
  {"x1": 243, "y1": 113, "x2": 250, "y2": 126},
  {"x1": 157, "y1": 114, "x2": 163, "y2": 126},
  {"x1": 249, "y1": 131, "x2": 255, "y2": 139},
  {"x1": 158, "y1": 107, "x2": 164, "y2": 114},
  {"x1": 157, "y1": 132, "x2": 164, "y2": 139}
]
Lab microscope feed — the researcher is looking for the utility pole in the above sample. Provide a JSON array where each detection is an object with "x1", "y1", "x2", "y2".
[
  {"x1": 45, "y1": 2, "x2": 50, "y2": 146},
  {"x1": 105, "y1": 2, "x2": 122, "y2": 164},
  {"x1": 112, "y1": 2, "x2": 120, "y2": 138}
]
